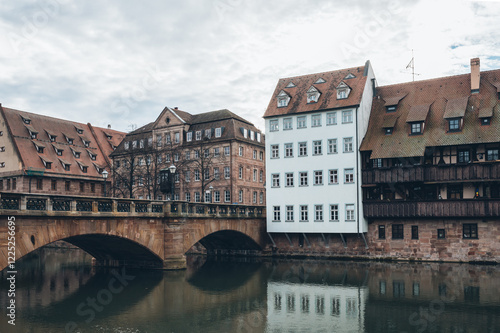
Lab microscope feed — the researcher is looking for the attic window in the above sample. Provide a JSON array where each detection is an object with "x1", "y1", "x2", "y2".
[
  {"x1": 205, "y1": 129, "x2": 211, "y2": 139},
  {"x1": 307, "y1": 86, "x2": 321, "y2": 103},
  {"x1": 53, "y1": 146, "x2": 63, "y2": 156},
  {"x1": 314, "y1": 78, "x2": 326, "y2": 84},
  {"x1": 76, "y1": 128, "x2": 83, "y2": 134},
  {"x1": 410, "y1": 122, "x2": 424, "y2": 135},
  {"x1": 385, "y1": 128, "x2": 393, "y2": 135},
  {"x1": 386, "y1": 105, "x2": 397, "y2": 113},
  {"x1": 448, "y1": 118, "x2": 462, "y2": 132},
  {"x1": 88, "y1": 151, "x2": 97, "y2": 161},
  {"x1": 33, "y1": 142, "x2": 44, "y2": 153},
  {"x1": 21, "y1": 116, "x2": 31, "y2": 124},
  {"x1": 104, "y1": 132, "x2": 112, "y2": 140},
  {"x1": 82, "y1": 138, "x2": 90, "y2": 148},
  {"x1": 196, "y1": 131, "x2": 202, "y2": 140},
  {"x1": 344, "y1": 73, "x2": 356, "y2": 79},
  {"x1": 72, "y1": 148, "x2": 81, "y2": 158},
  {"x1": 277, "y1": 90, "x2": 291, "y2": 107},
  {"x1": 124, "y1": 142, "x2": 130, "y2": 150},
  {"x1": 285, "y1": 82, "x2": 296, "y2": 88},
  {"x1": 481, "y1": 117, "x2": 491, "y2": 126},
  {"x1": 336, "y1": 82, "x2": 351, "y2": 100},
  {"x1": 65, "y1": 136, "x2": 74, "y2": 145},
  {"x1": 59, "y1": 160, "x2": 71, "y2": 171},
  {"x1": 215, "y1": 127, "x2": 222, "y2": 138}
]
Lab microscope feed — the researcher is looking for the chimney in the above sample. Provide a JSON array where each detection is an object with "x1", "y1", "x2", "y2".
[
  {"x1": 174, "y1": 107, "x2": 178, "y2": 110},
  {"x1": 107, "y1": 124, "x2": 111, "y2": 129},
  {"x1": 471, "y1": 58, "x2": 480, "y2": 94}
]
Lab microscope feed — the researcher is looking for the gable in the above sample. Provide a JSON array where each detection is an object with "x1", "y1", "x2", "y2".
[{"x1": 153, "y1": 107, "x2": 187, "y2": 130}]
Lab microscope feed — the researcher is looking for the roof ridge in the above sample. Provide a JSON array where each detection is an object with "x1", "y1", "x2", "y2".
[{"x1": 278, "y1": 65, "x2": 366, "y2": 81}]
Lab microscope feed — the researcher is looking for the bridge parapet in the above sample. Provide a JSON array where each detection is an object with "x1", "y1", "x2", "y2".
[{"x1": 0, "y1": 193, "x2": 265, "y2": 220}]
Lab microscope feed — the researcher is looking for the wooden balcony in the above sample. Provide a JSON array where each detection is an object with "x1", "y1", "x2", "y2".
[
  {"x1": 362, "y1": 162, "x2": 500, "y2": 185},
  {"x1": 363, "y1": 199, "x2": 500, "y2": 219}
]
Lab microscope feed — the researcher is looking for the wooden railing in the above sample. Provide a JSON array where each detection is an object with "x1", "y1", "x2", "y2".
[
  {"x1": 363, "y1": 199, "x2": 500, "y2": 218},
  {"x1": 362, "y1": 162, "x2": 500, "y2": 184},
  {"x1": 0, "y1": 192, "x2": 265, "y2": 219}
]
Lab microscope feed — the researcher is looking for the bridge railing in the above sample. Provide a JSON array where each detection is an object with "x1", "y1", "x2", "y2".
[{"x1": 0, "y1": 193, "x2": 265, "y2": 219}]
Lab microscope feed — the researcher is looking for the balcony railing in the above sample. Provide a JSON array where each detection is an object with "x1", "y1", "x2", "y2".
[
  {"x1": 363, "y1": 199, "x2": 500, "y2": 218},
  {"x1": 362, "y1": 162, "x2": 500, "y2": 185}
]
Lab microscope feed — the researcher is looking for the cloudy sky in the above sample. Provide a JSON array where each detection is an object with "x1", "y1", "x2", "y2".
[{"x1": 1, "y1": 0, "x2": 500, "y2": 133}]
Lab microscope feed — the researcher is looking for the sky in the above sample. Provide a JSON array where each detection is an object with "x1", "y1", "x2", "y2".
[{"x1": 1, "y1": 0, "x2": 500, "y2": 133}]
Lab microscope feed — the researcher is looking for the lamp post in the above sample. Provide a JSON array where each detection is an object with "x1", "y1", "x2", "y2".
[
  {"x1": 168, "y1": 164, "x2": 176, "y2": 201},
  {"x1": 207, "y1": 185, "x2": 213, "y2": 203},
  {"x1": 102, "y1": 169, "x2": 108, "y2": 197}
]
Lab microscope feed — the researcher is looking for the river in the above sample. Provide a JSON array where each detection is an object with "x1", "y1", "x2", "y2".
[{"x1": 1, "y1": 248, "x2": 499, "y2": 332}]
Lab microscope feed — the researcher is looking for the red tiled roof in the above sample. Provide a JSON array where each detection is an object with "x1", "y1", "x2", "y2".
[
  {"x1": 263, "y1": 63, "x2": 370, "y2": 118},
  {"x1": 443, "y1": 97, "x2": 468, "y2": 119},
  {"x1": 406, "y1": 104, "x2": 431, "y2": 123}
]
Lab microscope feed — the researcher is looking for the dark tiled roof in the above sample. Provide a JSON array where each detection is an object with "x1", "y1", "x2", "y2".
[
  {"x1": 263, "y1": 63, "x2": 369, "y2": 118},
  {"x1": 361, "y1": 69, "x2": 500, "y2": 159},
  {"x1": 443, "y1": 97, "x2": 468, "y2": 119}
]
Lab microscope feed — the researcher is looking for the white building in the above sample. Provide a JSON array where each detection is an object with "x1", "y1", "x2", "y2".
[{"x1": 263, "y1": 62, "x2": 376, "y2": 242}]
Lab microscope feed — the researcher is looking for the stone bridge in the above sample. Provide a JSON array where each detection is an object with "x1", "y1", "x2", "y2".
[{"x1": 0, "y1": 193, "x2": 268, "y2": 270}]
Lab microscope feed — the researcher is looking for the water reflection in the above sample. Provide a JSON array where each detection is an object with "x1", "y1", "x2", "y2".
[{"x1": 1, "y1": 249, "x2": 499, "y2": 333}]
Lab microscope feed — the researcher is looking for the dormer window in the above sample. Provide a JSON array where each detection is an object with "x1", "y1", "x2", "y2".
[
  {"x1": 481, "y1": 117, "x2": 491, "y2": 126},
  {"x1": 59, "y1": 159, "x2": 71, "y2": 171},
  {"x1": 40, "y1": 157, "x2": 51, "y2": 169},
  {"x1": 285, "y1": 81, "x2": 296, "y2": 88},
  {"x1": 66, "y1": 137, "x2": 73, "y2": 144},
  {"x1": 205, "y1": 129, "x2": 211, "y2": 139},
  {"x1": 344, "y1": 73, "x2": 356, "y2": 79},
  {"x1": 124, "y1": 141, "x2": 130, "y2": 150},
  {"x1": 21, "y1": 116, "x2": 31, "y2": 124},
  {"x1": 314, "y1": 78, "x2": 326, "y2": 84},
  {"x1": 104, "y1": 132, "x2": 112, "y2": 140},
  {"x1": 386, "y1": 105, "x2": 397, "y2": 113},
  {"x1": 76, "y1": 128, "x2": 83, "y2": 134},
  {"x1": 277, "y1": 90, "x2": 291, "y2": 107},
  {"x1": 215, "y1": 127, "x2": 222, "y2": 138},
  {"x1": 196, "y1": 131, "x2": 202, "y2": 140},
  {"x1": 410, "y1": 122, "x2": 424, "y2": 135},
  {"x1": 448, "y1": 118, "x2": 462, "y2": 132},
  {"x1": 25, "y1": 126, "x2": 38, "y2": 139},
  {"x1": 33, "y1": 142, "x2": 44, "y2": 153},
  {"x1": 77, "y1": 161, "x2": 88, "y2": 173},
  {"x1": 71, "y1": 148, "x2": 81, "y2": 158},
  {"x1": 336, "y1": 82, "x2": 351, "y2": 100},
  {"x1": 307, "y1": 86, "x2": 320, "y2": 103},
  {"x1": 385, "y1": 128, "x2": 393, "y2": 135},
  {"x1": 53, "y1": 145, "x2": 63, "y2": 156},
  {"x1": 88, "y1": 150, "x2": 97, "y2": 161}
]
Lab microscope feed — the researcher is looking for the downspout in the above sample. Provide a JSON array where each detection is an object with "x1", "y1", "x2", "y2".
[{"x1": 355, "y1": 106, "x2": 360, "y2": 234}]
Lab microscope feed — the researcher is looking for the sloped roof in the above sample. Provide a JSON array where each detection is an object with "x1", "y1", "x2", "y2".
[
  {"x1": 263, "y1": 62, "x2": 370, "y2": 118},
  {"x1": 361, "y1": 69, "x2": 500, "y2": 159},
  {"x1": 443, "y1": 97, "x2": 469, "y2": 119}
]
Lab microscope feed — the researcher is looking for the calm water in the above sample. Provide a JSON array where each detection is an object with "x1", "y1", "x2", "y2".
[{"x1": 1, "y1": 248, "x2": 500, "y2": 333}]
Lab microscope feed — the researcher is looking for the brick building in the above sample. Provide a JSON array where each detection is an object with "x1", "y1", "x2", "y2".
[
  {"x1": 360, "y1": 58, "x2": 500, "y2": 262},
  {"x1": 110, "y1": 106, "x2": 265, "y2": 205},
  {"x1": 0, "y1": 104, "x2": 125, "y2": 196}
]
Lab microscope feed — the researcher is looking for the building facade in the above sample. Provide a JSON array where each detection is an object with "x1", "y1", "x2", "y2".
[
  {"x1": 263, "y1": 61, "x2": 376, "y2": 246},
  {"x1": 0, "y1": 105, "x2": 125, "y2": 196},
  {"x1": 110, "y1": 107, "x2": 265, "y2": 205},
  {"x1": 360, "y1": 58, "x2": 500, "y2": 262}
]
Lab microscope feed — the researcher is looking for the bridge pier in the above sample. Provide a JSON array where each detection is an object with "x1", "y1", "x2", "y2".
[{"x1": 163, "y1": 256, "x2": 187, "y2": 270}]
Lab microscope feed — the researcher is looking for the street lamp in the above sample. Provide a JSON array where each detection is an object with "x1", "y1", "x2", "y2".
[
  {"x1": 207, "y1": 185, "x2": 214, "y2": 203},
  {"x1": 102, "y1": 169, "x2": 108, "y2": 197},
  {"x1": 168, "y1": 164, "x2": 176, "y2": 201}
]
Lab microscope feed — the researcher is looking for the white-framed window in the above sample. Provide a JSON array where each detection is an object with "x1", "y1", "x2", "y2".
[
  {"x1": 194, "y1": 150, "x2": 199, "y2": 158},
  {"x1": 239, "y1": 146, "x2": 243, "y2": 156},
  {"x1": 314, "y1": 171, "x2": 323, "y2": 185},
  {"x1": 330, "y1": 205, "x2": 339, "y2": 221},
  {"x1": 283, "y1": 117, "x2": 293, "y2": 130},
  {"x1": 315, "y1": 205, "x2": 323, "y2": 222},
  {"x1": 328, "y1": 139, "x2": 338, "y2": 154},
  {"x1": 346, "y1": 204, "x2": 355, "y2": 221},
  {"x1": 185, "y1": 192, "x2": 191, "y2": 202},
  {"x1": 124, "y1": 142, "x2": 130, "y2": 150},
  {"x1": 186, "y1": 151, "x2": 190, "y2": 160},
  {"x1": 204, "y1": 149, "x2": 210, "y2": 158},
  {"x1": 214, "y1": 147, "x2": 220, "y2": 157},
  {"x1": 239, "y1": 190, "x2": 243, "y2": 202},
  {"x1": 299, "y1": 172, "x2": 308, "y2": 186},
  {"x1": 132, "y1": 141, "x2": 137, "y2": 149},
  {"x1": 259, "y1": 192, "x2": 263, "y2": 204},
  {"x1": 297, "y1": 116, "x2": 307, "y2": 129},
  {"x1": 174, "y1": 153, "x2": 179, "y2": 161},
  {"x1": 214, "y1": 191, "x2": 221, "y2": 203},
  {"x1": 224, "y1": 146, "x2": 230, "y2": 156},
  {"x1": 300, "y1": 205, "x2": 308, "y2": 222},
  {"x1": 329, "y1": 169, "x2": 338, "y2": 184},
  {"x1": 286, "y1": 205, "x2": 294, "y2": 222},
  {"x1": 273, "y1": 206, "x2": 281, "y2": 221},
  {"x1": 253, "y1": 191, "x2": 257, "y2": 203},
  {"x1": 215, "y1": 127, "x2": 222, "y2": 138},
  {"x1": 196, "y1": 131, "x2": 202, "y2": 140},
  {"x1": 411, "y1": 122, "x2": 423, "y2": 135},
  {"x1": 253, "y1": 150, "x2": 257, "y2": 159},
  {"x1": 195, "y1": 192, "x2": 200, "y2": 202},
  {"x1": 166, "y1": 133, "x2": 171, "y2": 143},
  {"x1": 253, "y1": 169, "x2": 257, "y2": 181},
  {"x1": 286, "y1": 172, "x2": 294, "y2": 187},
  {"x1": 342, "y1": 110, "x2": 353, "y2": 123},
  {"x1": 139, "y1": 139, "x2": 144, "y2": 148},
  {"x1": 326, "y1": 112, "x2": 337, "y2": 125},
  {"x1": 313, "y1": 140, "x2": 322, "y2": 155},
  {"x1": 166, "y1": 153, "x2": 171, "y2": 162},
  {"x1": 186, "y1": 132, "x2": 192, "y2": 142},
  {"x1": 307, "y1": 86, "x2": 320, "y2": 103},
  {"x1": 185, "y1": 171, "x2": 191, "y2": 182},
  {"x1": 214, "y1": 167, "x2": 220, "y2": 180},
  {"x1": 272, "y1": 174, "x2": 280, "y2": 187},
  {"x1": 224, "y1": 190, "x2": 231, "y2": 202},
  {"x1": 204, "y1": 168, "x2": 210, "y2": 180},
  {"x1": 343, "y1": 137, "x2": 353, "y2": 153},
  {"x1": 259, "y1": 151, "x2": 264, "y2": 160},
  {"x1": 239, "y1": 166, "x2": 243, "y2": 179},
  {"x1": 224, "y1": 166, "x2": 230, "y2": 179},
  {"x1": 285, "y1": 143, "x2": 293, "y2": 157},
  {"x1": 175, "y1": 132, "x2": 180, "y2": 143},
  {"x1": 312, "y1": 114, "x2": 321, "y2": 127},
  {"x1": 205, "y1": 129, "x2": 211, "y2": 139},
  {"x1": 344, "y1": 168, "x2": 354, "y2": 183},
  {"x1": 259, "y1": 170, "x2": 263, "y2": 182},
  {"x1": 270, "y1": 119, "x2": 279, "y2": 132},
  {"x1": 195, "y1": 170, "x2": 200, "y2": 181},
  {"x1": 298, "y1": 142, "x2": 307, "y2": 156},
  {"x1": 204, "y1": 192, "x2": 211, "y2": 203},
  {"x1": 271, "y1": 144, "x2": 279, "y2": 158}
]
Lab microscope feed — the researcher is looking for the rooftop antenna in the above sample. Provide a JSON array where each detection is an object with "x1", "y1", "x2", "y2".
[{"x1": 405, "y1": 49, "x2": 420, "y2": 81}]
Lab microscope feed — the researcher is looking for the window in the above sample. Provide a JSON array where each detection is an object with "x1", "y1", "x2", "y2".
[
  {"x1": 463, "y1": 223, "x2": 478, "y2": 239},
  {"x1": 448, "y1": 118, "x2": 460, "y2": 132},
  {"x1": 300, "y1": 205, "x2": 308, "y2": 221},
  {"x1": 260, "y1": 192, "x2": 263, "y2": 204},
  {"x1": 297, "y1": 116, "x2": 307, "y2": 129},
  {"x1": 343, "y1": 137, "x2": 353, "y2": 152},
  {"x1": 286, "y1": 172, "x2": 294, "y2": 187},
  {"x1": 458, "y1": 150, "x2": 470, "y2": 163},
  {"x1": 328, "y1": 139, "x2": 337, "y2": 154},
  {"x1": 51, "y1": 180, "x2": 57, "y2": 191},
  {"x1": 314, "y1": 171, "x2": 323, "y2": 185},
  {"x1": 195, "y1": 192, "x2": 201, "y2": 202},
  {"x1": 315, "y1": 205, "x2": 323, "y2": 221},
  {"x1": 214, "y1": 147, "x2": 220, "y2": 157},
  {"x1": 65, "y1": 181, "x2": 71, "y2": 191},
  {"x1": 186, "y1": 132, "x2": 192, "y2": 142},
  {"x1": 204, "y1": 168, "x2": 210, "y2": 180},
  {"x1": 186, "y1": 151, "x2": 191, "y2": 160},
  {"x1": 282, "y1": 143, "x2": 293, "y2": 157},
  {"x1": 224, "y1": 166, "x2": 230, "y2": 179},
  {"x1": 259, "y1": 151, "x2": 263, "y2": 160},
  {"x1": 195, "y1": 170, "x2": 200, "y2": 181},
  {"x1": 166, "y1": 133, "x2": 171, "y2": 144},
  {"x1": 214, "y1": 191, "x2": 220, "y2": 203},
  {"x1": 185, "y1": 192, "x2": 191, "y2": 202},
  {"x1": 329, "y1": 205, "x2": 339, "y2": 221},
  {"x1": 204, "y1": 129, "x2": 211, "y2": 139},
  {"x1": 270, "y1": 119, "x2": 279, "y2": 132},
  {"x1": 313, "y1": 141, "x2": 322, "y2": 155},
  {"x1": 205, "y1": 192, "x2": 211, "y2": 203},
  {"x1": 185, "y1": 171, "x2": 191, "y2": 182},
  {"x1": 448, "y1": 184, "x2": 463, "y2": 199},
  {"x1": 253, "y1": 191, "x2": 257, "y2": 203},
  {"x1": 260, "y1": 170, "x2": 263, "y2": 182},
  {"x1": 36, "y1": 178, "x2": 43, "y2": 190},
  {"x1": 239, "y1": 146, "x2": 244, "y2": 156},
  {"x1": 486, "y1": 149, "x2": 499, "y2": 161},
  {"x1": 271, "y1": 144, "x2": 279, "y2": 158},
  {"x1": 253, "y1": 150, "x2": 257, "y2": 159},
  {"x1": 299, "y1": 172, "x2": 308, "y2": 186},
  {"x1": 239, "y1": 190, "x2": 243, "y2": 202},
  {"x1": 224, "y1": 190, "x2": 231, "y2": 202},
  {"x1": 195, "y1": 131, "x2": 202, "y2": 140},
  {"x1": 283, "y1": 118, "x2": 292, "y2": 130},
  {"x1": 312, "y1": 114, "x2": 321, "y2": 127},
  {"x1": 372, "y1": 158, "x2": 382, "y2": 168},
  {"x1": 298, "y1": 142, "x2": 307, "y2": 156},
  {"x1": 481, "y1": 117, "x2": 491, "y2": 126},
  {"x1": 329, "y1": 170, "x2": 338, "y2": 184},
  {"x1": 411, "y1": 225, "x2": 419, "y2": 239},
  {"x1": 326, "y1": 112, "x2": 337, "y2": 125},
  {"x1": 411, "y1": 122, "x2": 423, "y2": 135},
  {"x1": 273, "y1": 206, "x2": 281, "y2": 221},
  {"x1": 378, "y1": 225, "x2": 386, "y2": 239},
  {"x1": 214, "y1": 168, "x2": 220, "y2": 180},
  {"x1": 337, "y1": 89, "x2": 349, "y2": 99},
  {"x1": 437, "y1": 229, "x2": 446, "y2": 239},
  {"x1": 253, "y1": 169, "x2": 257, "y2": 181},
  {"x1": 392, "y1": 224, "x2": 404, "y2": 239},
  {"x1": 344, "y1": 169, "x2": 354, "y2": 183},
  {"x1": 79, "y1": 182, "x2": 85, "y2": 192},
  {"x1": 342, "y1": 110, "x2": 353, "y2": 123},
  {"x1": 204, "y1": 149, "x2": 210, "y2": 158},
  {"x1": 307, "y1": 86, "x2": 320, "y2": 103},
  {"x1": 272, "y1": 174, "x2": 280, "y2": 187},
  {"x1": 385, "y1": 128, "x2": 393, "y2": 135},
  {"x1": 224, "y1": 146, "x2": 230, "y2": 156},
  {"x1": 345, "y1": 204, "x2": 355, "y2": 221},
  {"x1": 386, "y1": 105, "x2": 397, "y2": 112},
  {"x1": 286, "y1": 206, "x2": 294, "y2": 221},
  {"x1": 215, "y1": 127, "x2": 222, "y2": 138}
]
